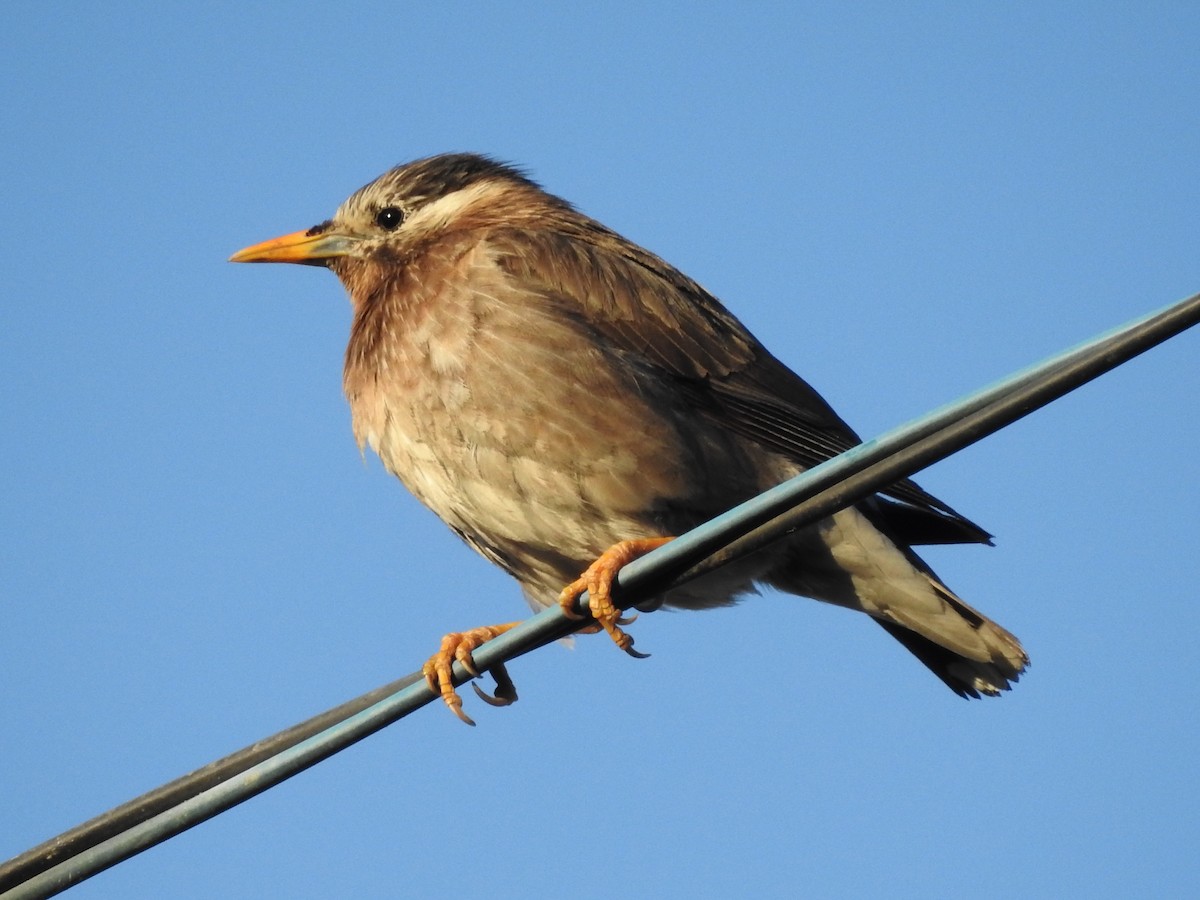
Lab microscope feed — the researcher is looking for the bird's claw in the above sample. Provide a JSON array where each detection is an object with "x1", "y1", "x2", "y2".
[
  {"x1": 557, "y1": 537, "x2": 672, "y2": 657},
  {"x1": 421, "y1": 622, "x2": 521, "y2": 725},
  {"x1": 472, "y1": 664, "x2": 518, "y2": 707}
]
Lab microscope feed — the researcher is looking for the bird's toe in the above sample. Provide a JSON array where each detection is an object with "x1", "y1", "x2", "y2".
[{"x1": 421, "y1": 623, "x2": 521, "y2": 725}]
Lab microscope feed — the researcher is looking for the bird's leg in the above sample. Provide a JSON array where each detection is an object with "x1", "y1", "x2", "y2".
[
  {"x1": 558, "y1": 537, "x2": 674, "y2": 657},
  {"x1": 422, "y1": 622, "x2": 522, "y2": 726}
]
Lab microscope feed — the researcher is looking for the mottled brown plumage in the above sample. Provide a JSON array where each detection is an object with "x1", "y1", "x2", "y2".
[{"x1": 231, "y1": 153, "x2": 1028, "y2": 722}]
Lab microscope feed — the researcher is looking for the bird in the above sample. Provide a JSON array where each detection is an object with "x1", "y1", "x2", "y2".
[{"x1": 230, "y1": 152, "x2": 1028, "y2": 723}]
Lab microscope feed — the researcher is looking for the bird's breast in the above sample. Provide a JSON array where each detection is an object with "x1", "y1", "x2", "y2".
[{"x1": 341, "y1": 257, "x2": 719, "y2": 589}]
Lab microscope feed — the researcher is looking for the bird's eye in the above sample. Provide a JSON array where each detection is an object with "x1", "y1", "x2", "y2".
[{"x1": 374, "y1": 207, "x2": 404, "y2": 230}]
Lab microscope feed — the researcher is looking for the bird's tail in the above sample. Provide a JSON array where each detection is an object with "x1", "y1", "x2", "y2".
[
  {"x1": 873, "y1": 579, "x2": 1028, "y2": 697},
  {"x1": 766, "y1": 507, "x2": 1028, "y2": 697}
]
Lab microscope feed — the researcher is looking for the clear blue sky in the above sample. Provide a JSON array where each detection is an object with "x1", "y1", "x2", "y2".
[{"x1": 3, "y1": 5, "x2": 1198, "y2": 897}]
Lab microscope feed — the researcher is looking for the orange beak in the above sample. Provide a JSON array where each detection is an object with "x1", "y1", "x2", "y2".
[{"x1": 229, "y1": 227, "x2": 356, "y2": 265}]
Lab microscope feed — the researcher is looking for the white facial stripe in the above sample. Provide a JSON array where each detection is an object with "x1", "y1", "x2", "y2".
[{"x1": 400, "y1": 180, "x2": 512, "y2": 232}]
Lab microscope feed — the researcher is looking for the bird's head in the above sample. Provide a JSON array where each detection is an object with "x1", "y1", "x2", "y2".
[{"x1": 229, "y1": 153, "x2": 560, "y2": 285}]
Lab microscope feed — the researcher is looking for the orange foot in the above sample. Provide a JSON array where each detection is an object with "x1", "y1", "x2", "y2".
[
  {"x1": 558, "y1": 537, "x2": 674, "y2": 657},
  {"x1": 422, "y1": 622, "x2": 521, "y2": 726}
]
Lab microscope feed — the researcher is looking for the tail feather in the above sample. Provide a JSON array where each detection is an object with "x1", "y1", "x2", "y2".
[
  {"x1": 766, "y1": 506, "x2": 1029, "y2": 698},
  {"x1": 875, "y1": 618, "x2": 1025, "y2": 698},
  {"x1": 876, "y1": 574, "x2": 1029, "y2": 697}
]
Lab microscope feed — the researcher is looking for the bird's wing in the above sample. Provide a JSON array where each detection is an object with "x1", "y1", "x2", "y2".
[{"x1": 490, "y1": 222, "x2": 991, "y2": 545}]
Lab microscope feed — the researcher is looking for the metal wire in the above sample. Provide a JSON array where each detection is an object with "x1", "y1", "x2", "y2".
[{"x1": 3, "y1": 290, "x2": 1198, "y2": 900}]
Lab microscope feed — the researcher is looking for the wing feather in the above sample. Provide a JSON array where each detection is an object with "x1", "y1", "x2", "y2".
[{"x1": 489, "y1": 220, "x2": 990, "y2": 545}]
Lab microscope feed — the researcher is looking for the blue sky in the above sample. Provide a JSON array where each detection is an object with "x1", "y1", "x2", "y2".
[{"x1": 3, "y1": 4, "x2": 1198, "y2": 897}]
